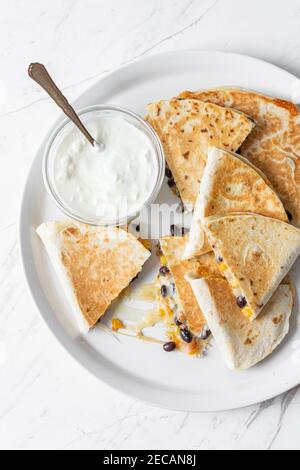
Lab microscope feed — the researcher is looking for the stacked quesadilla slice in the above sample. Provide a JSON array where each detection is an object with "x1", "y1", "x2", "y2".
[
  {"x1": 184, "y1": 147, "x2": 288, "y2": 260},
  {"x1": 204, "y1": 213, "x2": 300, "y2": 320},
  {"x1": 189, "y1": 276, "x2": 294, "y2": 370},
  {"x1": 37, "y1": 221, "x2": 151, "y2": 333},
  {"x1": 157, "y1": 236, "x2": 221, "y2": 355},
  {"x1": 178, "y1": 88, "x2": 300, "y2": 226},
  {"x1": 146, "y1": 99, "x2": 255, "y2": 208}
]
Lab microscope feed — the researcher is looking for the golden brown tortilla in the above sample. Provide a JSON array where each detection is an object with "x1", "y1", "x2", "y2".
[
  {"x1": 37, "y1": 221, "x2": 151, "y2": 331},
  {"x1": 146, "y1": 98, "x2": 255, "y2": 207},
  {"x1": 184, "y1": 147, "x2": 288, "y2": 259},
  {"x1": 204, "y1": 213, "x2": 300, "y2": 319},
  {"x1": 178, "y1": 88, "x2": 300, "y2": 225}
]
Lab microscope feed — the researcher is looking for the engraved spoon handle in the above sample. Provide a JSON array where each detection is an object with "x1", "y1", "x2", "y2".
[{"x1": 28, "y1": 63, "x2": 95, "y2": 146}]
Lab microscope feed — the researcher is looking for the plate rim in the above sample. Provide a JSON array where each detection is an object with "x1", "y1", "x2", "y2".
[{"x1": 19, "y1": 49, "x2": 300, "y2": 412}]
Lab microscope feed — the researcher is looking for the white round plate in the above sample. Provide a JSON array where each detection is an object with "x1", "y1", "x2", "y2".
[{"x1": 20, "y1": 51, "x2": 300, "y2": 412}]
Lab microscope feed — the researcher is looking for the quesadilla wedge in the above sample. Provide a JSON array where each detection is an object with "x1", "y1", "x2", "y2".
[
  {"x1": 157, "y1": 236, "x2": 222, "y2": 355},
  {"x1": 204, "y1": 213, "x2": 300, "y2": 320},
  {"x1": 189, "y1": 276, "x2": 294, "y2": 370},
  {"x1": 184, "y1": 147, "x2": 288, "y2": 259},
  {"x1": 37, "y1": 221, "x2": 151, "y2": 333},
  {"x1": 178, "y1": 88, "x2": 300, "y2": 225},
  {"x1": 146, "y1": 99, "x2": 255, "y2": 207}
]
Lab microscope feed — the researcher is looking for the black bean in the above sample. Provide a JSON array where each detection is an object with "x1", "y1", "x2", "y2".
[
  {"x1": 199, "y1": 329, "x2": 211, "y2": 340},
  {"x1": 236, "y1": 295, "x2": 247, "y2": 308},
  {"x1": 167, "y1": 178, "x2": 175, "y2": 188},
  {"x1": 217, "y1": 256, "x2": 223, "y2": 263},
  {"x1": 165, "y1": 167, "x2": 173, "y2": 179},
  {"x1": 159, "y1": 266, "x2": 170, "y2": 276},
  {"x1": 174, "y1": 316, "x2": 183, "y2": 326},
  {"x1": 286, "y1": 210, "x2": 293, "y2": 222},
  {"x1": 180, "y1": 327, "x2": 193, "y2": 344},
  {"x1": 163, "y1": 341, "x2": 176, "y2": 352},
  {"x1": 170, "y1": 224, "x2": 175, "y2": 236},
  {"x1": 181, "y1": 227, "x2": 185, "y2": 236},
  {"x1": 135, "y1": 224, "x2": 140, "y2": 233},
  {"x1": 161, "y1": 285, "x2": 169, "y2": 298}
]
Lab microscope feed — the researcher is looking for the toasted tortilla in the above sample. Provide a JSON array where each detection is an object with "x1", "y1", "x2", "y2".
[
  {"x1": 146, "y1": 99, "x2": 255, "y2": 207},
  {"x1": 204, "y1": 213, "x2": 300, "y2": 320},
  {"x1": 160, "y1": 236, "x2": 221, "y2": 333},
  {"x1": 37, "y1": 221, "x2": 151, "y2": 332},
  {"x1": 184, "y1": 147, "x2": 288, "y2": 259},
  {"x1": 178, "y1": 88, "x2": 300, "y2": 225},
  {"x1": 189, "y1": 277, "x2": 293, "y2": 370}
]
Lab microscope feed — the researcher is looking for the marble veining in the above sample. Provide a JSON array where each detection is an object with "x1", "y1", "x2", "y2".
[{"x1": 1, "y1": 0, "x2": 300, "y2": 450}]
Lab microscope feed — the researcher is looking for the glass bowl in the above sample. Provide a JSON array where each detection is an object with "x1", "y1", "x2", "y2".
[{"x1": 43, "y1": 105, "x2": 165, "y2": 226}]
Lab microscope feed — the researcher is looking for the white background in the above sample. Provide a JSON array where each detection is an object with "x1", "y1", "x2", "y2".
[{"x1": 1, "y1": 0, "x2": 300, "y2": 450}]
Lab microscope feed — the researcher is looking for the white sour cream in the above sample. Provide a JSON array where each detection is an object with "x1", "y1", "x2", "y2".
[{"x1": 52, "y1": 116, "x2": 158, "y2": 222}]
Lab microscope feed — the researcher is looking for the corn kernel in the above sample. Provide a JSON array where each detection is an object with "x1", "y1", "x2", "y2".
[
  {"x1": 159, "y1": 307, "x2": 166, "y2": 318},
  {"x1": 242, "y1": 306, "x2": 253, "y2": 319},
  {"x1": 112, "y1": 319, "x2": 125, "y2": 331},
  {"x1": 160, "y1": 255, "x2": 168, "y2": 266},
  {"x1": 218, "y1": 262, "x2": 228, "y2": 273}
]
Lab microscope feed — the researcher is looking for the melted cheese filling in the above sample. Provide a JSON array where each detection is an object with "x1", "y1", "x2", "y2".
[
  {"x1": 216, "y1": 253, "x2": 254, "y2": 319},
  {"x1": 157, "y1": 259, "x2": 210, "y2": 356}
]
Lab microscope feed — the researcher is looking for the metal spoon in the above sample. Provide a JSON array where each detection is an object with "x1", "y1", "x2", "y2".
[{"x1": 28, "y1": 63, "x2": 100, "y2": 147}]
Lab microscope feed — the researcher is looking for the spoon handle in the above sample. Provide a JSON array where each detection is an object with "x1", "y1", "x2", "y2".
[{"x1": 28, "y1": 63, "x2": 95, "y2": 146}]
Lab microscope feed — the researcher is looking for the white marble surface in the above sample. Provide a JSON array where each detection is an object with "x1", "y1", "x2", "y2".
[{"x1": 1, "y1": 0, "x2": 300, "y2": 450}]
